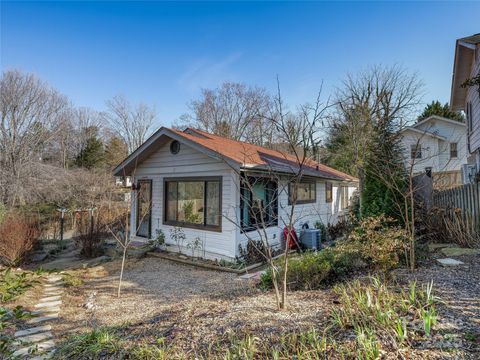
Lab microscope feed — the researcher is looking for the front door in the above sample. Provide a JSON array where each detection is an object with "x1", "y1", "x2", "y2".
[{"x1": 136, "y1": 179, "x2": 152, "y2": 238}]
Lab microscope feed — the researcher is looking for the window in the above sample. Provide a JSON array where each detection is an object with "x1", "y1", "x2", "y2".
[
  {"x1": 170, "y1": 140, "x2": 181, "y2": 154},
  {"x1": 288, "y1": 181, "x2": 316, "y2": 204},
  {"x1": 136, "y1": 180, "x2": 152, "y2": 238},
  {"x1": 164, "y1": 177, "x2": 221, "y2": 231},
  {"x1": 325, "y1": 182, "x2": 333, "y2": 203},
  {"x1": 340, "y1": 186, "x2": 349, "y2": 210},
  {"x1": 410, "y1": 144, "x2": 422, "y2": 159},
  {"x1": 450, "y1": 143, "x2": 458, "y2": 158},
  {"x1": 240, "y1": 177, "x2": 278, "y2": 231},
  {"x1": 467, "y1": 102, "x2": 473, "y2": 134}
]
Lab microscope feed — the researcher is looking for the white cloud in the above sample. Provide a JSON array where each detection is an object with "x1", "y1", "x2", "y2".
[{"x1": 177, "y1": 52, "x2": 242, "y2": 92}]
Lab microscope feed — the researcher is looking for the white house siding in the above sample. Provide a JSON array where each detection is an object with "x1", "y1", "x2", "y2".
[
  {"x1": 400, "y1": 119, "x2": 468, "y2": 179},
  {"x1": 401, "y1": 131, "x2": 440, "y2": 174},
  {"x1": 467, "y1": 43, "x2": 480, "y2": 168},
  {"x1": 235, "y1": 179, "x2": 356, "y2": 255},
  {"x1": 130, "y1": 141, "x2": 238, "y2": 259}
]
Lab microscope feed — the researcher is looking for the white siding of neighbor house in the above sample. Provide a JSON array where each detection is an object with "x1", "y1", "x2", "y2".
[
  {"x1": 467, "y1": 44, "x2": 480, "y2": 166},
  {"x1": 400, "y1": 119, "x2": 468, "y2": 175},
  {"x1": 130, "y1": 140, "x2": 238, "y2": 260},
  {"x1": 130, "y1": 138, "x2": 357, "y2": 260}
]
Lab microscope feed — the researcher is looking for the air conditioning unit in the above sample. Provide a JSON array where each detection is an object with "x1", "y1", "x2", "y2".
[{"x1": 461, "y1": 164, "x2": 477, "y2": 184}]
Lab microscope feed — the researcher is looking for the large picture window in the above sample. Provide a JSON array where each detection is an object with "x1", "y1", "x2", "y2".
[
  {"x1": 240, "y1": 177, "x2": 278, "y2": 232},
  {"x1": 164, "y1": 177, "x2": 222, "y2": 231},
  {"x1": 136, "y1": 180, "x2": 152, "y2": 238},
  {"x1": 288, "y1": 181, "x2": 316, "y2": 205}
]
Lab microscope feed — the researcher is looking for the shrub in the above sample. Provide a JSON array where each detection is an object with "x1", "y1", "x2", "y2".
[
  {"x1": 0, "y1": 213, "x2": 39, "y2": 266},
  {"x1": 260, "y1": 248, "x2": 358, "y2": 291},
  {"x1": 75, "y1": 205, "x2": 125, "y2": 258},
  {"x1": 238, "y1": 239, "x2": 269, "y2": 265},
  {"x1": 339, "y1": 215, "x2": 407, "y2": 273}
]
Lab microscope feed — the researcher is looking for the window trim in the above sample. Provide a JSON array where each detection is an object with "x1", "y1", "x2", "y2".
[
  {"x1": 288, "y1": 180, "x2": 317, "y2": 205},
  {"x1": 240, "y1": 176, "x2": 278, "y2": 233},
  {"x1": 450, "y1": 142, "x2": 458, "y2": 159},
  {"x1": 163, "y1": 176, "x2": 222, "y2": 232},
  {"x1": 410, "y1": 144, "x2": 422, "y2": 159},
  {"x1": 136, "y1": 179, "x2": 152, "y2": 238},
  {"x1": 325, "y1": 182, "x2": 333, "y2": 203}
]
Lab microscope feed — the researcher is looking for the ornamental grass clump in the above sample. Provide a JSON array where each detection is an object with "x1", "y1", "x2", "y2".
[{"x1": 331, "y1": 276, "x2": 438, "y2": 353}]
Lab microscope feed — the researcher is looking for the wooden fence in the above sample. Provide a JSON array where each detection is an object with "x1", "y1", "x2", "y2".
[{"x1": 432, "y1": 183, "x2": 480, "y2": 232}]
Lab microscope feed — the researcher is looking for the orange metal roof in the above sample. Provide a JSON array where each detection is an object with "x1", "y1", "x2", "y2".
[{"x1": 170, "y1": 128, "x2": 357, "y2": 182}]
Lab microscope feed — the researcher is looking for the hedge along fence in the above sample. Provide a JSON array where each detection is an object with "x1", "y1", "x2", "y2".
[{"x1": 432, "y1": 183, "x2": 480, "y2": 247}]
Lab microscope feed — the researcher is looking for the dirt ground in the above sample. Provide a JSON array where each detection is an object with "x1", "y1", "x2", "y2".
[{"x1": 54, "y1": 257, "x2": 335, "y2": 352}]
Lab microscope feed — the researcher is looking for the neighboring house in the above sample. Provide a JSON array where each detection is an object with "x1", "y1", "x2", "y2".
[
  {"x1": 115, "y1": 176, "x2": 132, "y2": 188},
  {"x1": 113, "y1": 127, "x2": 358, "y2": 260},
  {"x1": 450, "y1": 33, "x2": 480, "y2": 183},
  {"x1": 399, "y1": 115, "x2": 468, "y2": 189}
]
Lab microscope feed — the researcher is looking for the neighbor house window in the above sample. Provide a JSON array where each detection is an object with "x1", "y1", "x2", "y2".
[
  {"x1": 325, "y1": 182, "x2": 333, "y2": 203},
  {"x1": 164, "y1": 177, "x2": 221, "y2": 231},
  {"x1": 450, "y1": 143, "x2": 458, "y2": 158},
  {"x1": 240, "y1": 177, "x2": 278, "y2": 231},
  {"x1": 136, "y1": 180, "x2": 152, "y2": 238},
  {"x1": 288, "y1": 181, "x2": 316, "y2": 205},
  {"x1": 410, "y1": 144, "x2": 422, "y2": 159}
]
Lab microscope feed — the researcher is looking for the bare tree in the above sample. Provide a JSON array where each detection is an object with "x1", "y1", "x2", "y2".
[
  {"x1": 325, "y1": 65, "x2": 424, "y2": 216},
  {"x1": 0, "y1": 70, "x2": 70, "y2": 206},
  {"x1": 104, "y1": 95, "x2": 156, "y2": 153},
  {"x1": 225, "y1": 81, "x2": 330, "y2": 310},
  {"x1": 179, "y1": 82, "x2": 276, "y2": 146}
]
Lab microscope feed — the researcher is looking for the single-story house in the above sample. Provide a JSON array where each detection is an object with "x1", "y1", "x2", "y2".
[
  {"x1": 399, "y1": 115, "x2": 468, "y2": 188},
  {"x1": 113, "y1": 127, "x2": 358, "y2": 260}
]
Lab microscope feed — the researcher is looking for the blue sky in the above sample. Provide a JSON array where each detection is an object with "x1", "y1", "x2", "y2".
[{"x1": 1, "y1": 1, "x2": 479, "y2": 128}]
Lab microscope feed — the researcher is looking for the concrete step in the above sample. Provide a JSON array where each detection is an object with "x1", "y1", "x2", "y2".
[
  {"x1": 13, "y1": 339, "x2": 55, "y2": 357},
  {"x1": 29, "y1": 314, "x2": 59, "y2": 324},
  {"x1": 35, "y1": 300, "x2": 62, "y2": 309},
  {"x1": 15, "y1": 325, "x2": 52, "y2": 338},
  {"x1": 15, "y1": 331, "x2": 53, "y2": 344}
]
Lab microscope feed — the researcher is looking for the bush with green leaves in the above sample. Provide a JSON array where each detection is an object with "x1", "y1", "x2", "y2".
[
  {"x1": 338, "y1": 215, "x2": 407, "y2": 273},
  {"x1": 260, "y1": 248, "x2": 358, "y2": 291}
]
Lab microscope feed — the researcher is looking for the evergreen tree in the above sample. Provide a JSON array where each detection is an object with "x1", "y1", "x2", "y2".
[
  {"x1": 75, "y1": 136, "x2": 105, "y2": 169},
  {"x1": 105, "y1": 136, "x2": 128, "y2": 169},
  {"x1": 417, "y1": 100, "x2": 464, "y2": 122}
]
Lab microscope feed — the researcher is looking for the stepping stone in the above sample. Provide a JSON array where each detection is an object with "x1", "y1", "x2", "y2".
[
  {"x1": 29, "y1": 314, "x2": 59, "y2": 324},
  {"x1": 437, "y1": 258, "x2": 465, "y2": 266},
  {"x1": 428, "y1": 243, "x2": 454, "y2": 251},
  {"x1": 15, "y1": 325, "x2": 52, "y2": 338},
  {"x1": 35, "y1": 300, "x2": 62, "y2": 309},
  {"x1": 43, "y1": 291, "x2": 62, "y2": 297},
  {"x1": 47, "y1": 275, "x2": 62, "y2": 282},
  {"x1": 32, "y1": 307, "x2": 60, "y2": 316},
  {"x1": 39, "y1": 295, "x2": 61, "y2": 302},
  {"x1": 15, "y1": 331, "x2": 53, "y2": 344},
  {"x1": 13, "y1": 339, "x2": 55, "y2": 357},
  {"x1": 31, "y1": 350, "x2": 55, "y2": 360},
  {"x1": 43, "y1": 285, "x2": 63, "y2": 290},
  {"x1": 441, "y1": 247, "x2": 480, "y2": 257}
]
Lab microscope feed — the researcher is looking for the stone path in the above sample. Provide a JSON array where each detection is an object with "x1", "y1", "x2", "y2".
[{"x1": 13, "y1": 274, "x2": 64, "y2": 359}]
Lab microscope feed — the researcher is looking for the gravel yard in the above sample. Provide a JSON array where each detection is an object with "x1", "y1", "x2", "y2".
[
  {"x1": 51, "y1": 249, "x2": 480, "y2": 358},
  {"x1": 54, "y1": 256, "x2": 335, "y2": 352}
]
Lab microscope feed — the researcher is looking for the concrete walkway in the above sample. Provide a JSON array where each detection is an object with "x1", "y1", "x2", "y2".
[{"x1": 13, "y1": 274, "x2": 64, "y2": 359}]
